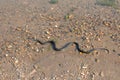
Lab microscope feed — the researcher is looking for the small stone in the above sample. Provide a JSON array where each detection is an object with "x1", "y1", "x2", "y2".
[
  {"x1": 81, "y1": 72, "x2": 85, "y2": 76},
  {"x1": 86, "y1": 37, "x2": 89, "y2": 40},
  {"x1": 8, "y1": 45, "x2": 12, "y2": 49},
  {"x1": 118, "y1": 25, "x2": 120, "y2": 28},
  {"x1": 25, "y1": 30, "x2": 30, "y2": 33},
  {"x1": 99, "y1": 71, "x2": 104, "y2": 77},
  {"x1": 5, "y1": 54, "x2": 9, "y2": 57},
  {"x1": 51, "y1": 75, "x2": 57, "y2": 80},
  {"x1": 41, "y1": 48, "x2": 45, "y2": 52},
  {"x1": 51, "y1": 7, "x2": 54, "y2": 10},
  {"x1": 91, "y1": 74, "x2": 95, "y2": 80},
  {"x1": 47, "y1": 36, "x2": 50, "y2": 39},
  {"x1": 31, "y1": 47, "x2": 34, "y2": 49},
  {"x1": 16, "y1": 27, "x2": 21, "y2": 31},
  {"x1": 67, "y1": 70, "x2": 70, "y2": 73},
  {"x1": 113, "y1": 49, "x2": 116, "y2": 52},
  {"x1": 76, "y1": 77, "x2": 81, "y2": 80},
  {"x1": 68, "y1": 14, "x2": 74, "y2": 19},
  {"x1": 97, "y1": 38, "x2": 101, "y2": 41},
  {"x1": 29, "y1": 69, "x2": 37, "y2": 76},
  {"x1": 35, "y1": 48, "x2": 39, "y2": 52},
  {"x1": 118, "y1": 54, "x2": 120, "y2": 57},
  {"x1": 45, "y1": 31, "x2": 50, "y2": 35},
  {"x1": 81, "y1": 63, "x2": 88, "y2": 69},
  {"x1": 55, "y1": 25, "x2": 58, "y2": 27},
  {"x1": 93, "y1": 51, "x2": 99, "y2": 56},
  {"x1": 15, "y1": 59, "x2": 19, "y2": 64},
  {"x1": 60, "y1": 75, "x2": 63, "y2": 77},
  {"x1": 95, "y1": 58, "x2": 99, "y2": 63}
]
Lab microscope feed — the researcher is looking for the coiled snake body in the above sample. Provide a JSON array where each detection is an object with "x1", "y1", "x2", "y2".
[{"x1": 29, "y1": 38, "x2": 109, "y2": 54}]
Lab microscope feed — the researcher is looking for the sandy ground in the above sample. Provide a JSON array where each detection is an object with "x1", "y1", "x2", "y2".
[{"x1": 0, "y1": 0, "x2": 120, "y2": 80}]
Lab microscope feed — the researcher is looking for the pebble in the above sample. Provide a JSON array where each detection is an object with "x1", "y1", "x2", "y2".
[
  {"x1": 35, "y1": 48, "x2": 39, "y2": 52},
  {"x1": 93, "y1": 51, "x2": 99, "y2": 56},
  {"x1": 68, "y1": 14, "x2": 74, "y2": 19},
  {"x1": 15, "y1": 59, "x2": 19, "y2": 64},
  {"x1": 76, "y1": 77, "x2": 81, "y2": 80},
  {"x1": 51, "y1": 75, "x2": 57, "y2": 80},
  {"x1": 41, "y1": 48, "x2": 45, "y2": 53},
  {"x1": 95, "y1": 58, "x2": 99, "y2": 63},
  {"x1": 99, "y1": 71, "x2": 104, "y2": 77},
  {"x1": 5, "y1": 54, "x2": 9, "y2": 57},
  {"x1": 47, "y1": 36, "x2": 50, "y2": 39},
  {"x1": 55, "y1": 25, "x2": 58, "y2": 28},
  {"x1": 81, "y1": 63, "x2": 88, "y2": 69},
  {"x1": 60, "y1": 75, "x2": 64, "y2": 77},
  {"x1": 97, "y1": 38, "x2": 101, "y2": 41},
  {"x1": 81, "y1": 72, "x2": 85, "y2": 76},
  {"x1": 16, "y1": 27, "x2": 22, "y2": 31},
  {"x1": 51, "y1": 7, "x2": 54, "y2": 10},
  {"x1": 67, "y1": 70, "x2": 70, "y2": 73},
  {"x1": 8, "y1": 45, "x2": 12, "y2": 49},
  {"x1": 45, "y1": 31, "x2": 50, "y2": 35},
  {"x1": 118, "y1": 25, "x2": 120, "y2": 28}
]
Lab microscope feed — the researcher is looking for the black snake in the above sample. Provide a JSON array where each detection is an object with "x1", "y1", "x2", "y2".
[{"x1": 28, "y1": 38, "x2": 109, "y2": 54}]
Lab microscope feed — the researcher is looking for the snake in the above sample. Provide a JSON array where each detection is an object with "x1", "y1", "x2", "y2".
[{"x1": 28, "y1": 38, "x2": 109, "y2": 54}]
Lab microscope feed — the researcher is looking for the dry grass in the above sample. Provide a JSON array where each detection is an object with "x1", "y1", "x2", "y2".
[
  {"x1": 96, "y1": 0, "x2": 118, "y2": 8},
  {"x1": 49, "y1": 0, "x2": 58, "y2": 4}
]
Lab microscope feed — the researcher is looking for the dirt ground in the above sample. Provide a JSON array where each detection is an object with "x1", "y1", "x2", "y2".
[{"x1": 0, "y1": 0, "x2": 120, "y2": 80}]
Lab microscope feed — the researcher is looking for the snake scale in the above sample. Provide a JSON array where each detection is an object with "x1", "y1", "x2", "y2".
[{"x1": 28, "y1": 38, "x2": 109, "y2": 54}]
